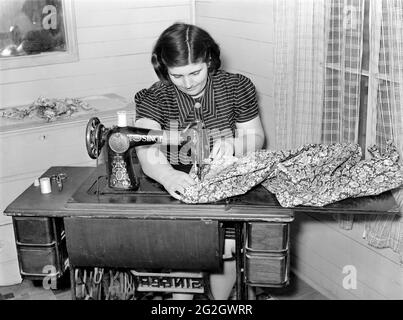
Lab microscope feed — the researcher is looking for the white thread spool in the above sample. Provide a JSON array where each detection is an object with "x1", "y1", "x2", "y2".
[
  {"x1": 34, "y1": 178, "x2": 40, "y2": 187},
  {"x1": 117, "y1": 111, "x2": 127, "y2": 127},
  {"x1": 40, "y1": 177, "x2": 52, "y2": 194}
]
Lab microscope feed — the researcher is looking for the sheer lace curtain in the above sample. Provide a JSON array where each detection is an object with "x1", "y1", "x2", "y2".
[
  {"x1": 365, "y1": 0, "x2": 403, "y2": 261},
  {"x1": 321, "y1": 0, "x2": 365, "y2": 229},
  {"x1": 272, "y1": 0, "x2": 403, "y2": 260},
  {"x1": 273, "y1": 0, "x2": 402, "y2": 154},
  {"x1": 272, "y1": 0, "x2": 328, "y2": 150},
  {"x1": 321, "y1": 0, "x2": 364, "y2": 145},
  {"x1": 367, "y1": 0, "x2": 403, "y2": 157}
]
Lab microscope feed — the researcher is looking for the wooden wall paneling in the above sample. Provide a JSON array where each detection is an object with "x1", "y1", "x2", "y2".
[
  {"x1": 56, "y1": 82, "x2": 153, "y2": 106},
  {"x1": 298, "y1": 214, "x2": 403, "y2": 287},
  {"x1": 1, "y1": 67, "x2": 155, "y2": 107},
  {"x1": 74, "y1": 0, "x2": 192, "y2": 15},
  {"x1": 0, "y1": 173, "x2": 43, "y2": 224},
  {"x1": 75, "y1": 4, "x2": 191, "y2": 28},
  {"x1": 290, "y1": 212, "x2": 403, "y2": 299},
  {"x1": 76, "y1": 21, "x2": 177, "y2": 44},
  {"x1": 0, "y1": 223, "x2": 21, "y2": 286},
  {"x1": 292, "y1": 242, "x2": 393, "y2": 300},
  {"x1": 196, "y1": 0, "x2": 274, "y2": 24},
  {"x1": 254, "y1": 93, "x2": 275, "y2": 149},
  {"x1": 196, "y1": 16, "x2": 274, "y2": 43},
  {"x1": 291, "y1": 253, "x2": 358, "y2": 300},
  {"x1": 78, "y1": 39, "x2": 156, "y2": 59},
  {"x1": 307, "y1": 213, "x2": 402, "y2": 265},
  {"x1": 0, "y1": 54, "x2": 151, "y2": 85},
  {"x1": 1, "y1": 126, "x2": 91, "y2": 180},
  {"x1": 215, "y1": 38, "x2": 273, "y2": 76}
]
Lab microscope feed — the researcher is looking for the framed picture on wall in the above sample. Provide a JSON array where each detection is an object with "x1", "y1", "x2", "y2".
[{"x1": 0, "y1": 0, "x2": 78, "y2": 70}]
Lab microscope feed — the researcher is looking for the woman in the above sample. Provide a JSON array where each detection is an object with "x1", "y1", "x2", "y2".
[{"x1": 134, "y1": 23, "x2": 265, "y2": 300}]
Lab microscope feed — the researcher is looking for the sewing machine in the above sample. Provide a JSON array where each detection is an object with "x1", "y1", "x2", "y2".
[{"x1": 85, "y1": 109, "x2": 210, "y2": 191}]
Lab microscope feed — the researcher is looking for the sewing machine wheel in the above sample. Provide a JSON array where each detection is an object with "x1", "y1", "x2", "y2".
[{"x1": 86, "y1": 117, "x2": 105, "y2": 159}]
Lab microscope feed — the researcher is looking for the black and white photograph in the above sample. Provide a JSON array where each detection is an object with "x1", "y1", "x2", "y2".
[{"x1": 0, "y1": 0, "x2": 402, "y2": 310}]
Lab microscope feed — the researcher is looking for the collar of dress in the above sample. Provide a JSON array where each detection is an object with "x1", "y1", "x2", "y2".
[{"x1": 172, "y1": 75, "x2": 219, "y2": 127}]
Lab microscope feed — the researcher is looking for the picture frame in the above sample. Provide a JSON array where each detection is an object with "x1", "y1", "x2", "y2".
[{"x1": 0, "y1": 0, "x2": 78, "y2": 70}]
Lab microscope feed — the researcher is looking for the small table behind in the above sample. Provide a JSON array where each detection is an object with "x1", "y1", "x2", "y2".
[{"x1": 4, "y1": 166, "x2": 398, "y2": 299}]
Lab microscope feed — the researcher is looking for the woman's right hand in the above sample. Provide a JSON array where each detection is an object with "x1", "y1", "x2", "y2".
[{"x1": 160, "y1": 169, "x2": 197, "y2": 200}]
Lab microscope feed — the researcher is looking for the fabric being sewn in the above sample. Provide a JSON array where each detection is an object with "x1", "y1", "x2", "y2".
[{"x1": 180, "y1": 141, "x2": 403, "y2": 207}]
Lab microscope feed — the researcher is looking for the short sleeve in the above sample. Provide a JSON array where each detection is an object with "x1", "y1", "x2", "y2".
[
  {"x1": 234, "y1": 74, "x2": 259, "y2": 123},
  {"x1": 134, "y1": 85, "x2": 165, "y2": 127}
]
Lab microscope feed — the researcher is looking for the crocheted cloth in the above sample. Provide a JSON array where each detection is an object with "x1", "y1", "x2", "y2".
[{"x1": 1, "y1": 97, "x2": 92, "y2": 122}]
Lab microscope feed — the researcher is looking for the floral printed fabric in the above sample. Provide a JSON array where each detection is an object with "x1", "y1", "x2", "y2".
[
  {"x1": 181, "y1": 149, "x2": 295, "y2": 204},
  {"x1": 181, "y1": 151, "x2": 280, "y2": 204},
  {"x1": 263, "y1": 141, "x2": 402, "y2": 207},
  {"x1": 181, "y1": 141, "x2": 403, "y2": 207}
]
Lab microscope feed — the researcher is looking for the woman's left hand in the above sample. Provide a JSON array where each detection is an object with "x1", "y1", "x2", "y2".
[{"x1": 210, "y1": 139, "x2": 234, "y2": 161}]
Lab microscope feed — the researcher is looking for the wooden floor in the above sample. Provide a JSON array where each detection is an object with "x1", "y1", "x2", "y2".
[
  {"x1": 0, "y1": 272, "x2": 328, "y2": 300},
  {"x1": 262, "y1": 272, "x2": 328, "y2": 300},
  {"x1": 0, "y1": 278, "x2": 71, "y2": 300}
]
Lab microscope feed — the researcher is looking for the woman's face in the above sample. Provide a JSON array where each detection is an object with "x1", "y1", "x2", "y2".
[{"x1": 167, "y1": 62, "x2": 208, "y2": 97}]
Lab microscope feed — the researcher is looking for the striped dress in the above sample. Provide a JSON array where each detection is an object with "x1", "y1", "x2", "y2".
[{"x1": 134, "y1": 70, "x2": 259, "y2": 166}]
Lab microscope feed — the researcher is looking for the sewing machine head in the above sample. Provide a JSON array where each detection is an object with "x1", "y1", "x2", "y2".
[
  {"x1": 85, "y1": 111, "x2": 210, "y2": 191},
  {"x1": 184, "y1": 120, "x2": 210, "y2": 181}
]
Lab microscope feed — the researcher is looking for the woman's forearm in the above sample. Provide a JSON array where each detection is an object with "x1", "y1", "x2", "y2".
[
  {"x1": 233, "y1": 133, "x2": 265, "y2": 156},
  {"x1": 134, "y1": 118, "x2": 177, "y2": 183},
  {"x1": 135, "y1": 143, "x2": 197, "y2": 200},
  {"x1": 135, "y1": 145, "x2": 176, "y2": 183}
]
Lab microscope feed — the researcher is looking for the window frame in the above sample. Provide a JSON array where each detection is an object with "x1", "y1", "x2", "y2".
[{"x1": 0, "y1": 0, "x2": 78, "y2": 70}]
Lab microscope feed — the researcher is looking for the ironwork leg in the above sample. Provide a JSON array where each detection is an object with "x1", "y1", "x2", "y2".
[
  {"x1": 70, "y1": 267, "x2": 76, "y2": 300},
  {"x1": 247, "y1": 286, "x2": 256, "y2": 300},
  {"x1": 235, "y1": 223, "x2": 245, "y2": 300}
]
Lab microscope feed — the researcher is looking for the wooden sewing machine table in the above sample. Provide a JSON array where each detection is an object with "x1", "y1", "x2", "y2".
[{"x1": 4, "y1": 166, "x2": 398, "y2": 300}]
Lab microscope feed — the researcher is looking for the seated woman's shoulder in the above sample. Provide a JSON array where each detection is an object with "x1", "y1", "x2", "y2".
[
  {"x1": 147, "y1": 80, "x2": 170, "y2": 92},
  {"x1": 135, "y1": 80, "x2": 170, "y2": 101},
  {"x1": 214, "y1": 70, "x2": 253, "y2": 88},
  {"x1": 215, "y1": 70, "x2": 251, "y2": 82}
]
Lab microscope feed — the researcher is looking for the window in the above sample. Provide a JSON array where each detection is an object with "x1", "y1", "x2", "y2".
[
  {"x1": 322, "y1": 0, "x2": 403, "y2": 158},
  {"x1": 322, "y1": 0, "x2": 369, "y2": 150},
  {"x1": 0, "y1": 0, "x2": 78, "y2": 70}
]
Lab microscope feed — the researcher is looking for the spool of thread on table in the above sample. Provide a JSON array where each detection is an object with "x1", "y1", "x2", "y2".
[
  {"x1": 40, "y1": 177, "x2": 52, "y2": 194},
  {"x1": 34, "y1": 178, "x2": 40, "y2": 187}
]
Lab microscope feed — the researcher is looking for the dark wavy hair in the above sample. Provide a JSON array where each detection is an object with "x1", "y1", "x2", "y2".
[{"x1": 151, "y1": 23, "x2": 221, "y2": 83}]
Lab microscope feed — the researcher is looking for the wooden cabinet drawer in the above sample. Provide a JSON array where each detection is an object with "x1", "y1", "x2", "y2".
[
  {"x1": 0, "y1": 124, "x2": 91, "y2": 180},
  {"x1": 246, "y1": 223, "x2": 289, "y2": 252},
  {"x1": 17, "y1": 239, "x2": 67, "y2": 277},
  {"x1": 13, "y1": 217, "x2": 64, "y2": 245},
  {"x1": 245, "y1": 252, "x2": 289, "y2": 286}
]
